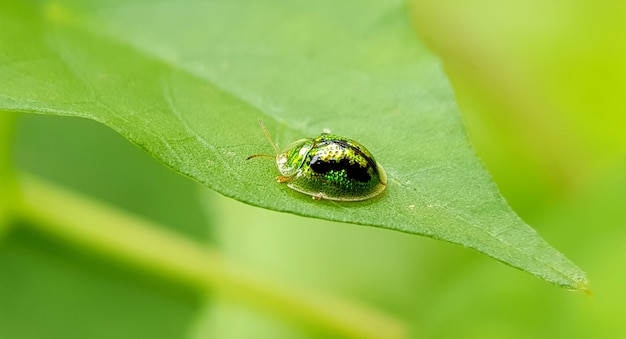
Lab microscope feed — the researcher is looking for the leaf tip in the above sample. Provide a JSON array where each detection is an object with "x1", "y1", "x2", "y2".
[
  {"x1": 580, "y1": 285, "x2": 593, "y2": 296},
  {"x1": 566, "y1": 278, "x2": 591, "y2": 295}
]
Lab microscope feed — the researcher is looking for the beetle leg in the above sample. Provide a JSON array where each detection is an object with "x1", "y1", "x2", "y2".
[{"x1": 276, "y1": 176, "x2": 290, "y2": 183}]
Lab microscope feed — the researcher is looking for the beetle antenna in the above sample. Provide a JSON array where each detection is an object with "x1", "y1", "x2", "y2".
[
  {"x1": 258, "y1": 118, "x2": 280, "y2": 154},
  {"x1": 246, "y1": 153, "x2": 274, "y2": 160}
]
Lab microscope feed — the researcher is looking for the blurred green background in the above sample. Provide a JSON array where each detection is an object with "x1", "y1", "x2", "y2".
[{"x1": 2, "y1": 0, "x2": 626, "y2": 338}]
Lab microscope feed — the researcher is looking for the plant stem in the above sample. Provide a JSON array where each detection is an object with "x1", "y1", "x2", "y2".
[{"x1": 17, "y1": 173, "x2": 405, "y2": 339}]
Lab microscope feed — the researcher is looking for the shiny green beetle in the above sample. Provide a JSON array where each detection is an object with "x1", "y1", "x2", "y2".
[{"x1": 247, "y1": 119, "x2": 387, "y2": 201}]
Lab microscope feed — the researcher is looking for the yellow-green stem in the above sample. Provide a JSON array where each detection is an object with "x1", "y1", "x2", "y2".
[{"x1": 17, "y1": 173, "x2": 405, "y2": 339}]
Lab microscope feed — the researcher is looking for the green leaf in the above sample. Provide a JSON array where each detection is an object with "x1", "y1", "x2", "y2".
[{"x1": 0, "y1": 0, "x2": 587, "y2": 289}]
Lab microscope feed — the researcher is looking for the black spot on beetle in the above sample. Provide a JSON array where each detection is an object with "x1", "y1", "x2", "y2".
[
  {"x1": 309, "y1": 155, "x2": 371, "y2": 183},
  {"x1": 331, "y1": 139, "x2": 379, "y2": 171}
]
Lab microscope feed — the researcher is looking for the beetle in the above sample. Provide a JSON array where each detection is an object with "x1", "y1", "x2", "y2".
[{"x1": 247, "y1": 119, "x2": 387, "y2": 201}]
